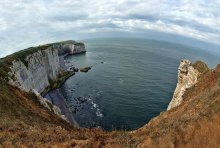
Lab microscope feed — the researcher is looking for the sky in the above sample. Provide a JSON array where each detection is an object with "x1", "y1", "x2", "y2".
[{"x1": 0, "y1": 0, "x2": 220, "y2": 57}]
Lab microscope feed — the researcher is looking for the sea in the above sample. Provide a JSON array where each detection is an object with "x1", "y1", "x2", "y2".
[{"x1": 58, "y1": 38, "x2": 220, "y2": 131}]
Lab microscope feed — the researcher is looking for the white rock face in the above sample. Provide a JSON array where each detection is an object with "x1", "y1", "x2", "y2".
[
  {"x1": 8, "y1": 47, "x2": 61, "y2": 93},
  {"x1": 8, "y1": 43, "x2": 86, "y2": 93},
  {"x1": 57, "y1": 44, "x2": 86, "y2": 55},
  {"x1": 6, "y1": 42, "x2": 85, "y2": 124},
  {"x1": 63, "y1": 44, "x2": 86, "y2": 54},
  {"x1": 167, "y1": 59, "x2": 200, "y2": 110}
]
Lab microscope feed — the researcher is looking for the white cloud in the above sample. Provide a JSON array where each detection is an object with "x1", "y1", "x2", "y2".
[{"x1": 0, "y1": 0, "x2": 220, "y2": 57}]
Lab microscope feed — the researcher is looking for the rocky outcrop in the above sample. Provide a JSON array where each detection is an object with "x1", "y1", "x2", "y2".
[
  {"x1": 57, "y1": 43, "x2": 86, "y2": 55},
  {"x1": 167, "y1": 59, "x2": 200, "y2": 110},
  {"x1": 80, "y1": 67, "x2": 91, "y2": 72}
]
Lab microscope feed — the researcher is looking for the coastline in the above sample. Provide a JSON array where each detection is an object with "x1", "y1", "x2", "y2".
[
  {"x1": 42, "y1": 54, "x2": 87, "y2": 127},
  {"x1": 41, "y1": 45, "x2": 87, "y2": 127}
]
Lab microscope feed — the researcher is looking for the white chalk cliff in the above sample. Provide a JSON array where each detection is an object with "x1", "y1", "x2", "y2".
[
  {"x1": 8, "y1": 42, "x2": 86, "y2": 93},
  {"x1": 8, "y1": 47, "x2": 61, "y2": 93},
  {"x1": 32, "y1": 89, "x2": 67, "y2": 121},
  {"x1": 167, "y1": 59, "x2": 200, "y2": 110},
  {"x1": 6, "y1": 41, "x2": 86, "y2": 124}
]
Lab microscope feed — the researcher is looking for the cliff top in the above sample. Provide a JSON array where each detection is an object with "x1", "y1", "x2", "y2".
[
  {"x1": 0, "y1": 40, "x2": 83, "y2": 80},
  {"x1": 0, "y1": 40, "x2": 84, "y2": 61},
  {"x1": 193, "y1": 60, "x2": 209, "y2": 73},
  {"x1": 0, "y1": 45, "x2": 220, "y2": 147},
  {"x1": 52, "y1": 40, "x2": 84, "y2": 46}
]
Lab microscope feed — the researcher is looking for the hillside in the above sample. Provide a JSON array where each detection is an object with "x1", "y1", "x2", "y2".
[{"x1": 0, "y1": 42, "x2": 220, "y2": 147}]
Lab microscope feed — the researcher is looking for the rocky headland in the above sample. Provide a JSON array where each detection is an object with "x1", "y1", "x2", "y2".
[
  {"x1": 0, "y1": 41, "x2": 220, "y2": 147},
  {"x1": 167, "y1": 59, "x2": 200, "y2": 110},
  {"x1": 7, "y1": 40, "x2": 86, "y2": 93},
  {"x1": 0, "y1": 40, "x2": 86, "y2": 125}
]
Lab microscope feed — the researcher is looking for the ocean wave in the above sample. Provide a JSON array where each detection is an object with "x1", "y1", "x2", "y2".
[{"x1": 89, "y1": 98, "x2": 103, "y2": 118}]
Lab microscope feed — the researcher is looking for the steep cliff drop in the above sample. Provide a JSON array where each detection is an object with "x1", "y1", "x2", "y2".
[
  {"x1": 132, "y1": 60, "x2": 220, "y2": 148},
  {"x1": 0, "y1": 43, "x2": 220, "y2": 147},
  {"x1": 5, "y1": 40, "x2": 86, "y2": 125},
  {"x1": 8, "y1": 41, "x2": 86, "y2": 93},
  {"x1": 167, "y1": 59, "x2": 210, "y2": 110},
  {"x1": 167, "y1": 59, "x2": 200, "y2": 110}
]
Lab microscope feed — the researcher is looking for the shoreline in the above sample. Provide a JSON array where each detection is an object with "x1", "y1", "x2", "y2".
[
  {"x1": 42, "y1": 67, "x2": 79, "y2": 126},
  {"x1": 42, "y1": 48, "x2": 86, "y2": 127},
  {"x1": 42, "y1": 55, "x2": 83, "y2": 127}
]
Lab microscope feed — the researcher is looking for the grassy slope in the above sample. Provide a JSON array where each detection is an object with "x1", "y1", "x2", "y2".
[
  {"x1": 130, "y1": 63, "x2": 220, "y2": 147},
  {"x1": 0, "y1": 44, "x2": 220, "y2": 147},
  {"x1": 0, "y1": 79, "x2": 104, "y2": 147}
]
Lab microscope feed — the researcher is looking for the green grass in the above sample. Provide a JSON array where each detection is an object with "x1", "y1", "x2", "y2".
[
  {"x1": 0, "y1": 45, "x2": 51, "y2": 79},
  {"x1": 12, "y1": 45, "x2": 51, "y2": 67},
  {"x1": 41, "y1": 71, "x2": 75, "y2": 96},
  {"x1": 50, "y1": 71, "x2": 75, "y2": 89},
  {"x1": 74, "y1": 42, "x2": 84, "y2": 46}
]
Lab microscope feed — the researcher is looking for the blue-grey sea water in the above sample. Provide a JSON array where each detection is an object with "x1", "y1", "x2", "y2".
[{"x1": 59, "y1": 38, "x2": 220, "y2": 131}]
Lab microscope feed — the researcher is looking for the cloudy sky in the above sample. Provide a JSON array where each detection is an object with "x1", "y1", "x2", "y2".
[{"x1": 0, "y1": 0, "x2": 220, "y2": 57}]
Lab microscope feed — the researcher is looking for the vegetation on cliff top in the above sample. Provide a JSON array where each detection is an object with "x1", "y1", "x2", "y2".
[
  {"x1": 0, "y1": 44, "x2": 52, "y2": 80},
  {"x1": 53, "y1": 40, "x2": 84, "y2": 46},
  {"x1": 0, "y1": 42, "x2": 220, "y2": 147},
  {"x1": 1, "y1": 58, "x2": 220, "y2": 147},
  {"x1": 0, "y1": 40, "x2": 83, "y2": 80},
  {"x1": 193, "y1": 60, "x2": 209, "y2": 74}
]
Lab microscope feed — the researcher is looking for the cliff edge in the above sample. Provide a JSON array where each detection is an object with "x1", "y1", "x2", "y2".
[
  {"x1": 0, "y1": 44, "x2": 220, "y2": 147},
  {"x1": 168, "y1": 59, "x2": 209, "y2": 110},
  {"x1": 167, "y1": 59, "x2": 200, "y2": 110},
  {"x1": 0, "y1": 40, "x2": 86, "y2": 125},
  {"x1": 6, "y1": 40, "x2": 86, "y2": 93}
]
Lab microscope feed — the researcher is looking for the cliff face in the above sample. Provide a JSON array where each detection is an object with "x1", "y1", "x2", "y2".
[
  {"x1": 167, "y1": 59, "x2": 200, "y2": 110},
  {"x1": 1, "y1": 43, "x2": 220, "y2": 147},
  {"x1": 3, "y1": 41, "x2": 86, "y2": 125},
  {"x1": 8, "y1": 47, "x2": 61, "y2": 93},
  {"x1": 7, "y1": 41, "x2": 86, "y2": 93},
  {"x1": 57, "y1": 43, "x2": 86, "y2": 55},
  {"x1": 133, "y1": 60, "x2": 219, "y2": 148}
]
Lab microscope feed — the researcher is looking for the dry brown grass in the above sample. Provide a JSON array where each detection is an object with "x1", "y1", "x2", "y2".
[{"x1": 1, "y1": 60, "x2": 220, "y2": 147}]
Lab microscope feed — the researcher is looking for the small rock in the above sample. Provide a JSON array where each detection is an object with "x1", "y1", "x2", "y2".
[
  {"x1": 74, "y1": 68, "x2": 79, "y2": 72},
  {"x1": 80, "y1": 67, "x2": 91, "y2": 72}
]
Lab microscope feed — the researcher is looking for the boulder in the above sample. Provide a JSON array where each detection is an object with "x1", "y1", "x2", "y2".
[{"x1": 80, "y1": 67, "x2": 91, "y2": 72}]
